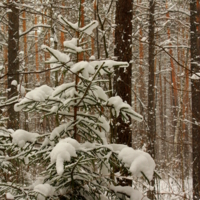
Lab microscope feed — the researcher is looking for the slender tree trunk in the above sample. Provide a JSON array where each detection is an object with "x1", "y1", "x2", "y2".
[
  {"x1": 164, "y1": 77, "x2": 167, "y2": 159},
  {"x1": 2, "y1": 24, "x2": 8, "y2": 90},
  {"x1": 113, "y1": 0, "x2": 133, "y2": 147},
  {"x1": 159, "y1": 56, "x2": 165, "y2": 163},
  {"x1": 147, "y1": 0, "x2": 155, "y2": 157},
  {"x1": 35, "y1": 13, "x2": 40, "y2": 84},
  {"x1": 191, "y1": 1, "x2": 200, "y2": 199},
  {"x1": 91, "y1": 0, "x2": 95, "y2": 56},
  {"x1": 166, "y1": 2, "x2": 178, "y2": 147},
  {"x1": 22, "y1": 6, "x2": 29, "y2": 131},
  {"x1": 44, "y1": 10, "x2": 50, "y2": 85},
  {"x1": 74, "y1": 0, "x2": 84, "y2": 142},
  {"x1": 58, "y1": 0, "x2": 65, "y2": 85},
  {"x1": 7, "y1": 1, "x2": 19, "y2": 130},
  {"x1": 147, "y1": 0, "x2": 155, "y2": 199}
]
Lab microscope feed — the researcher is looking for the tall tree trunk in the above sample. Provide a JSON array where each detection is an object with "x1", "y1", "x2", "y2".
[
  {"x1": 2, "y1": 24, "x2": 8, "y2": 90},
  {"x1": 7, "y1": 1, "x2": 19, "y2": 130},
  {"x1": 113, "y1": 0, "x2": 133, "y2": 147},
  {"x1": 44, "y1": 10, "x2": 50, "y2": 85},
  {"x1": 35, "y1": 13, "x2": 40, "y2": 84},
  {"x1": 22, "y1": 6, "x2": 29, "y2": 131},
  {"x1": 147, "y1": 0, "x2": 155, "y2": 199},
  {"x1": 191, "y1": 1, "x2": 200, "y2": 199},
  {"x1": 166, "y1": 2, "x2": 178, "y2": 147}
]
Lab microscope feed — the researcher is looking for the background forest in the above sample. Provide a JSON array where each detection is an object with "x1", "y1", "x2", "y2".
[{"x1": 0, "y1": 0, "x2": 199, "y2": 200}]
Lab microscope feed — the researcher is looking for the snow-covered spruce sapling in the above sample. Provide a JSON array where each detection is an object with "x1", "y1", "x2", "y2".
[{"x1": 1, "y1": 14, "x2": 155, "y2": 200}]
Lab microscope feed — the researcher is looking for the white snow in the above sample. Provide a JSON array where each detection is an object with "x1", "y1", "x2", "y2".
[
  {"x1": 41, "y1": 137, "x2": 50, "y2": 147},
  {"x1": 109, "y1": 144, "x2": 127, "y2": 152},
  {"x1": 63, "y1": 137, "x2": 81, "y2": 150},
  {"x1": 24, "y1": 156, "x2": 29, "y2": 165},
  {"x1": 58, "y1": 15, "x2": 98, "y2": 35},
  {"x1": 6, "y1": 193, "x2": 14, "y2": 200},
  {"x1": 90, "y1": 60, "x2": 129, "y2": 75},
  {"x1": 64, "y1": 38, "x2": 83, "y2": 53},
  {"x1": 14, "y1": 85, "x2": 53, "y2": 111},
  {"x1": 81, "y1": 141, "x2": 96, "y2": 149},
  {"x1": 50, "y1": 106, "x2": 58, "y2": 113},
  {"x1": 98, "y1": 115, "x2": 109, "y2": 132},
  {"x1": 118, "y1": 147, "x2": 155, "y2": 181},
  {"x1": 79, "y1": 20, "x2": 99, "y2": 35},
  {"x1": 0, "y1": 65, "x2": 4, "y2": 70},
  {"x1": 89, "y1": 55, "x2": 95, "y2": 60},
  {"x1": 110, "y1": 185, "x2": 149, "y2": 200},
  {"x1": 70, "y1": 61, "x2": 95, "y2": 78},
  {"x1": 91, "y1": 85, "x2": 108, "y2": 101},
  {"x1": 101, "y1": 161, "x2": 110, "y2": 176},
  {"x1": 50, "y1": 124, "x2": 66, "y2": 140},
  {"x1": 11, "y1": 80, "x2": 17, "y2": 86},
  {"x1": 52, "y1": 82, "x2": 75, "y2": 98},
  {"x1": 107, "y1": 96, "x2": 143, "y2": 122},
  {"x1": 12, "y1": 129, "x2": 39, "y2": 147},
  {"x1": 34, "y1": 183, "x2": 55, "y2": 200},
  {"x1": 27, "y1": 85, "x2": 52, "y2": 101},
  {"x1": 100, "y1": 194, "x2": 109, "y2": 200},
  {"x1": 159, "y1": 39, "x2": 172, "y2": 46},
  {"x1": 17, "y1": 84, "x2": 26, "y2": 95},
  {"x1": 191, "y1": 72, "x2": 200, "y2": 80},
  {"x1": 58, "y1": 15, "x2": 79, "y2": 30},
  {"x1": 41, "y1": 45, "x2": 70, "y2": 63},
  {"x1": 50, "y1": 139, "x2": 77, "y2": 175},
  {"x1": 29, "y1": 177, "x2": 44, "y2": 189}
]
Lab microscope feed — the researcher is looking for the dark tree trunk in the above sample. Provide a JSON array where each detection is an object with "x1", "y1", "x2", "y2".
[
  {"x1": 191, "y1": 1, "x2": 200, "y2": 199},
  {"x1": 147, "y1": 0, "x2": 156, "y2": 199},
  {"x1": 113, "y1": 0, "x2": 133, "y2": 147},
  {"x1": 7, "y1": 1, "x2": 19, "y2": 130},
  {"x1": 147, "y1": 0, "x2": 156, "y2": 160}
]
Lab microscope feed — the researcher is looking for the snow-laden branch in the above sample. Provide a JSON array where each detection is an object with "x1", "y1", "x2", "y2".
[{"x1": 20, "y1": 24, "x2": 51, "y2": 37}]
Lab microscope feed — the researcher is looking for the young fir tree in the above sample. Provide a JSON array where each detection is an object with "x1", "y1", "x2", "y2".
[{"x1": 0, "y1": 8, "x2": 154, "y2": 200}]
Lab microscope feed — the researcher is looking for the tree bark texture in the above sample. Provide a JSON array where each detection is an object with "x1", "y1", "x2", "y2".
[
  {"x1": 147, "y1": 0, "x2": 156, "y2": 160},
  {"x1": 147, "y1": 0, "x2": 156, "y2": 199},
  {"x1": 191, "y1": 1, "x2": 200, "y2": 199},
  {"x1": 113, "y1": 0, "x2": 133, "y2": 147},
  {"x1": 7, "y1": 1, "x2": 19, "y2": 130}
]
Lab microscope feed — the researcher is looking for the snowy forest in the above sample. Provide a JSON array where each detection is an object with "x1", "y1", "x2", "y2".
[{"x1": 0, "y1": 0, "x2": 199, "y2": 199}]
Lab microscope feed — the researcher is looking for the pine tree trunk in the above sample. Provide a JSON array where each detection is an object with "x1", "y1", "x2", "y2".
[
  {"x1": 191, "y1": 1, "x2": 200, "y2": 199},
  {"x1": 35, "y1": 13, "x2": 40, "y2": 84},
  {"x1": 113, "y1": 0, "x2": 133, "y2": 147},
  {"x1": 7, "y1": 1, "x2": 19, "y2": 130},
  {"x1": 22, "y1": 6, "x2": 29, "y2": 131},
  {"x1": 147, "y1": 0, "x2": 155, "y2": 199}
]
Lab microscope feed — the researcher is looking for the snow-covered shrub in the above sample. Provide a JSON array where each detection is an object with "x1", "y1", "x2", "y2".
[{"x1": 0, "y1": 9, "x2": 155, "y2": 200}]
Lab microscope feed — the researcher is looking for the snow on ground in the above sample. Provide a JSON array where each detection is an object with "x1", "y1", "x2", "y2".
[{"x1": 155, "y1": 177, "x2": 193, "y2": 199}]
